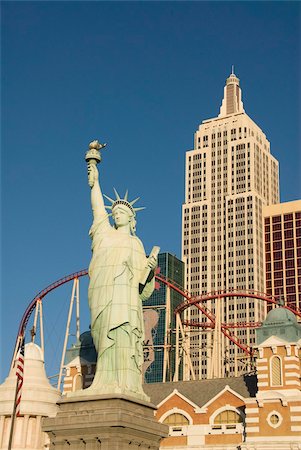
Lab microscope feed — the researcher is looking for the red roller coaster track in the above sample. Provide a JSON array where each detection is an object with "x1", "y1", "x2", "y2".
[{"x1": 15, "y1": 270, "x2": 301, "y2": 361}]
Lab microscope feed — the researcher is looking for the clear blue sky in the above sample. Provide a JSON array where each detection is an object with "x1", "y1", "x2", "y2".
[{"x1": 1, "y1": 1, "x2": 300, "y2": 383}]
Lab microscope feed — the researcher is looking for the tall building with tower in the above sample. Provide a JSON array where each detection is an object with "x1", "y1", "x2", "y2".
[{"x1": 182, "y1": 71, "x2": 280, "y2": 379}]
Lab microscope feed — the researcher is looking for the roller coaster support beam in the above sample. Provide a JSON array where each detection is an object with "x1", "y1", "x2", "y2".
[
  {"x1": 174, "y1": 313, "x2": 180, "y2": 382},
  {"x1": 57, "y1": 278, "x2": 80, "y2": 390},
  {"x1": 162, "y1": 285, "x2": 171, "y2": 383}
]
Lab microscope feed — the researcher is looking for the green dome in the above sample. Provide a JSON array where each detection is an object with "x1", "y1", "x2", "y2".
[
  {"x1": 80, "y1": 330, "x2": 94, "y2": 346},
  {"x1": 257, "y1": 307, "x2": 301, "y2": 345},
  {"x1": 264, "y1": 307, "x2": 297, "y2": 325}
]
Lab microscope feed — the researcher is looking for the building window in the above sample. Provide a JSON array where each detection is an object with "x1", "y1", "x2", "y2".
[
  {"x1": 163, "y1": 412, "x2": 190, "y2": 435},
  {"x1": 267, "y1": 411, "x2": 283, "y2": 429},
  {"x1": 272, "y1": 215, "x2": 281, "y2": 224},
  {"x1": 210, "y1": 408, "x2": 243, "y2": 433},
  {"x1": 214, "y1": 410, "x2": 242, "y2": 426},
  {"x1": 163, "y1": 413, "x2": 189, "y2": 426},
  {"x1": 270, "y1": 356, "x2": 282, "y2": 386}
]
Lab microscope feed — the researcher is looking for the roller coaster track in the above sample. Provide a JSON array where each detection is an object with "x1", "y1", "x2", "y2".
[{"x1": 14, "y1": 270, "x2": 301, "y2": 361}]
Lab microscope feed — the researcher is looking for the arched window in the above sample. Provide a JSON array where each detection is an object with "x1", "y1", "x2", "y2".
[
  {"x1": 213, "y1": 410, "x2": 242, "y2": 430},
  {"x1": 162, "y1": 412, "x2": 190, "y2": 436},
  {"x1": 271, "y1": 356, "x2": 282, "y2": 386},
  {"x1": 163, "y1": 413, "x2": 189, "y2": 426}
]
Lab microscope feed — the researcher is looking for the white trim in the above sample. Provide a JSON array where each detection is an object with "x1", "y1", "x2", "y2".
[
  {"x1": 72, "y1": 372, "x2": 83, "y2": 391},
  {"x1": 286, "y1": 380, "x2": 300, "y2": 386},
  {"x1": 284, "y1": 356, "x2": 299, "y2": 361},
  {"x1": 245, "y1": 435, "x2": 301, "y2": 442},
  {"x1": 257, "y1": 374, "x2": 268, "y2": 379},
  {"x1": 245, "y1": 408, "x2": 259, "y2": 414},
  {"x1": 284, "y1": 364, "x2": 299, "y2": 369},
  {"x1": 290, "y1": 416, "x2": 301, "y2": 422},
  {"x1": 258, "y1": 382, "x2": 269, "y2": 387},
  {"x1": 258, "y1": 336, "x2": 288, "y2": 347},
  {"x1": 290, "y1": 406, "x2": 301, "y2": 412},
  {"x1": 285, "y1": 372, "x2": 300, "y2": 377},
  {"x1": 65, "y1": 355, "x2": 91, "y2": 367},
  {"x1": 157, "y1": 389, "x2": 202, "y2": 412},
  {"x1": 245, "y1": 426, "x2": 260, "y2": 432},
  {"x1": 245, "y1": 417, "x2": 259, "y2": 423},
  {"x1": 209, "y1": 405, "x2": 245, "y2": 426},
  {"x1": 285, "y1": 344, "x2": 292, "y2": 356},
  {"x1": 291, "y1": 425, "x2": 301, "y2": 432},
  {"x1": 159, "y1": 408, "x2": 193, "y2": 425},
  {"x1": 256, "y1": 388, "x2": 301, "y2": 406},
  {"x1": 266, "y1": 410, "x2": 283, "y2": 429},
  {"x1": 199, "y1": 385, "x2": 246, "y2": 412},
  {"x1": 257, "y1": 358, "x2": 268, "y2": 363},
  {"x1": 256, "y1": 366, "x2": 268, "y2": 372},
  {"x1": 270, "y1": 355, "x2": 283, "y2": 387}
]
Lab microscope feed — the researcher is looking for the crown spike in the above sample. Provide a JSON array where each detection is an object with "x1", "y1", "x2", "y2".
[
  {"x1": 105, "y1": 189, "x2": 144, "y2": 216},
  {"x1": 130, "y1": 197, "x2": 140, "y2": 206},
  {"x1": 113, "y1": 187, "x2": 120, "y2": 200},
  {"x1": 103, "y1": 194, "x2": 115, "y2": 204}
]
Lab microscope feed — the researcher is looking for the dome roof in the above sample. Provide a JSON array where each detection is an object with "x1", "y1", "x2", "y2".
[
  {"x1": 0, "y1": 342, "x2": 60, "y2": 417},
  {"x1": 24, "y1": 342, "x2": 44, "y2": 360},
  {"x1": 264, "y1": 307, "x2": 297, "y2": 325},
  {"x1": 80, "y1": 330, "x2": 94, "y2": 346}
]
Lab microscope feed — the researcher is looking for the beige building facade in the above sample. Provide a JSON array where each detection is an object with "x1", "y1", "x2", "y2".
[{"x1": 182, "y1": 72, "x2": 280, "y2": 379}]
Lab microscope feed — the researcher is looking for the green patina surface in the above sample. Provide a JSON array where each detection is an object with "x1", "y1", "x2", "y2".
[{"x1": 256, "y1": 307, "x2": 301, "y2": 345}]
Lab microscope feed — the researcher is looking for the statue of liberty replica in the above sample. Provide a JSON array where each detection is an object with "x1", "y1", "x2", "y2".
[
  {"x1": 85, "y1": 140, "x2": 158, "y2": 401},
  {"x1": 43, "y1": 140, "x2": 167, "y2": 449}
]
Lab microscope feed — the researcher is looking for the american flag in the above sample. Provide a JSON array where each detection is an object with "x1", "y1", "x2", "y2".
[{"x1": 15, "y1": 337, "x2": 25, "y2": 417}]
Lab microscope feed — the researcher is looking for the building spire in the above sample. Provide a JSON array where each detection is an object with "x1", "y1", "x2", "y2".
[{"x1": 218, "y1": 69, "x2": 244, "y2": 117}]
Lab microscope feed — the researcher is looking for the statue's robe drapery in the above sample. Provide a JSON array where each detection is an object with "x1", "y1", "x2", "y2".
[{"x1": 87, "y1": 213, "x2": 154, "y2": 398}]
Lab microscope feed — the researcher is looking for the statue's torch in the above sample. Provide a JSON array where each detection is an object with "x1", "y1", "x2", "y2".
[{"x1": 85, "y1": 140, "x2": 107, "y2": 186}]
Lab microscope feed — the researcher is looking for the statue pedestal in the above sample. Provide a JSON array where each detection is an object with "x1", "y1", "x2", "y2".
[{"x1": 42, "y1": 394, "x2": 168, "y2": 450}]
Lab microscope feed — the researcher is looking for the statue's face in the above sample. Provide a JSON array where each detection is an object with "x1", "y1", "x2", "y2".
[{"x1": 112, "y1": 206, "x2": 132, "y2": 228}]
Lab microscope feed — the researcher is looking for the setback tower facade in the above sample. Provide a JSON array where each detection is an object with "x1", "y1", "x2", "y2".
[{"x1": 182, "y1": 72, "x2": 279, "y2": 379}]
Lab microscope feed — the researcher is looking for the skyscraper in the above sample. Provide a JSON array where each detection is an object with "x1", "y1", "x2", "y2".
[{"x1": 182, "y1": 71, "x2": 280, "y2": 379}]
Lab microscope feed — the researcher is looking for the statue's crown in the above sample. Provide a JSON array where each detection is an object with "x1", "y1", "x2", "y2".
[{"x1": 104, "y1": 188, "x2": 145, "y2": 216}]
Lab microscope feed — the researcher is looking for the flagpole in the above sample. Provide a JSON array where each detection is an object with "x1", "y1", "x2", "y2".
[
  {"x1": 8, "y1": 372, "x2": 19, "y2": 450},
  {"x1": 8, "y1": 335, "x2": 25, "y2": 450}
]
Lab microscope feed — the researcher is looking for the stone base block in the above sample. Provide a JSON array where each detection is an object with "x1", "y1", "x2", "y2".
[{"x1": 42, "y1": 394, "x2": 168, "y2": 450}]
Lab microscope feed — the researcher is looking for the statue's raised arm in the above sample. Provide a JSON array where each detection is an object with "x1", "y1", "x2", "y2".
[{"x1": 85, "y1": 140, "x2": 107, "y2": 221}]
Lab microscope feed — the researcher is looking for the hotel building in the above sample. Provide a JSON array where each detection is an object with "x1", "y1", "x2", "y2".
[
  {"x1": 263, "y1": 200, "x2": 301, "y2": 313},
  {"x1": 182, "y1": 71, "x2": 280, "y2": 379}
]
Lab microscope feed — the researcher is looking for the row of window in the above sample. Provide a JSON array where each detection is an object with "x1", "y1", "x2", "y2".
[{"x1": 266, "y1": 228, "x2": 301, "y2": 241}]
